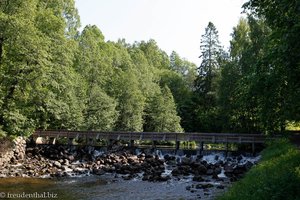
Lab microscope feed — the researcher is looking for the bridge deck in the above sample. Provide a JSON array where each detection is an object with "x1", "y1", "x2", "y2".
[{"x1": 33, "y1": 130, "x2": 275, "y2": 144}]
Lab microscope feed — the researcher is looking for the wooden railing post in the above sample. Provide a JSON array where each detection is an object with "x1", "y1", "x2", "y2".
[
  {"x1": 225, "y1": 136, "x2": 229, "y2": 157},
  {"x1": 175, "y1": 133, "x2": 180, "y2": 154},
  {"x1": 252, "y1": 137, "x2": 255, "y2": 156},
  {"x1": 130, "y1": 132, "x2": 134, "y2": 147}
]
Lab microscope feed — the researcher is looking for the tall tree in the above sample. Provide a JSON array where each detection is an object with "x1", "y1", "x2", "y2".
[
  {"x1": 218, "y1": 18, "x2": 254, "y2": 132},
  {"x1": 107, "y1": 42, "x2": 146, "y2": 132},
  {"x1": 219, "y1": 16, "x2": 274, "y2": 133},
  {"x1": 144, "y1": 85, "x2": 183, "y2": 132},
  {"x1": 198, "y1": 22, "x2": 222, "y2": 78},
  {"x1": 159, "y1": 51, "x2": 197, "y2": 131},
  {"x1": 192, "y1": 22, "x2": 224, "y2": 132},
  {"x1": 75, "y1": 25, "x2": 118, "y2": 131}
]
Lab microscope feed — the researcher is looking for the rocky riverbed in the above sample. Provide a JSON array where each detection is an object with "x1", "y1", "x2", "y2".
[{"x1": 0, "y1": 144, "x2": 260, "y2": 199}]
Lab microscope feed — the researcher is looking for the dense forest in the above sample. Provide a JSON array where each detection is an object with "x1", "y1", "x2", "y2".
[{"x1": 0, "y1": 0, "x2": 299, "y2": 138}]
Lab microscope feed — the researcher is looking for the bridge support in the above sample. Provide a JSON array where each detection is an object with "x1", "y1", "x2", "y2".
[
  {"x1": 198, "y1": 141, "x2": 204, "y2": 155},
  {"x1": 68, "y1": 138, "x2": 73, "y2": 145},
  {"x1": 152, "y1": 140, "x2": 157, "y2": 149},
  {"x1": 225, "y1": 142, "x2": 229, "y2": 157},
  {"x1": 87, "y1": 138, "x2": 94, "y2": 146},
  {"x1": 175, "y1": 141, "x2": 180, "y2": 154},
  {"x1": 107, "y1": 139, "x2": 114, "y2": 150},
  {"x1": 49, "y1": 137, "x2": 56, "y2": 145},
  {"x1": 130, "y1": 140, "x2": 134, "y2": 147},
  {"x1": 252, "y1": 142, "x2": 255, "y2": 156}
]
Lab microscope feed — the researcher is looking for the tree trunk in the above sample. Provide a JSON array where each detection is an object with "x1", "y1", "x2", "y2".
[{"x1": 0, "y1": 38, "x2": 3, "y2": 63}]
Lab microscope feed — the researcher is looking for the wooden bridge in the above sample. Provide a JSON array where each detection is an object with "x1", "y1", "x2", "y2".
[{"x1": 32, "y1": 130, "x2": 278, "y2": 153}]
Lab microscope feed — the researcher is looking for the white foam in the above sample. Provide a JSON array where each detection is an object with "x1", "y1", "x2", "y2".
[
  {"x1": 93, "y1": 150, "x2": 104, "y2": 158},
  {"x1": 154, "y1": 149, "x2": 164, "y2": 159},
  {"x1": 202, "y1": 153, "x2": 226, "y2": 164},
  {"x1": 218, "y1": 168, "x2": 226, "y2": 178},
  {"x1": 239, "y1": 155, "x2": 261, "y2": 164}
]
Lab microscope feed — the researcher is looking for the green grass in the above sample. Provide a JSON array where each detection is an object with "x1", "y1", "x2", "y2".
[{"x1": 217, "y1": 139, "x2": 300, "y2": 200}]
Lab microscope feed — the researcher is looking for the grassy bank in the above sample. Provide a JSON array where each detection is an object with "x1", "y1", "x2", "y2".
[{"x1": 217, "y1": 139, "x2": 300, "y2": 200}]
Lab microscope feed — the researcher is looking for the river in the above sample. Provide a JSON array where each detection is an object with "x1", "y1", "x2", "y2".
[{"x1": 0, "y1": 151, "x2": 260, "y2": 200}]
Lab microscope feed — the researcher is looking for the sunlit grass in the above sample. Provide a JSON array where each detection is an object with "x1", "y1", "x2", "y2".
[{"x1": 286, "y1": 121, "x2": 300, "y2": 131}]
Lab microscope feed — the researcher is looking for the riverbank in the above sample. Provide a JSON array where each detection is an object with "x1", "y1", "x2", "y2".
[{"x1": 217, "y1": 139, "x2": 300, "y2": 200}]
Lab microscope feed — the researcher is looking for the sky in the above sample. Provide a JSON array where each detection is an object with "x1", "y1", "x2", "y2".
[{"x1": 75, "y1": 0, "x2": 246, "y2": 65}]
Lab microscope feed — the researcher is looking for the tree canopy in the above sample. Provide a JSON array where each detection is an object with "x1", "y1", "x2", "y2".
[{"x1": 0, "y1": 0, "x2": 298, "y2": 137}]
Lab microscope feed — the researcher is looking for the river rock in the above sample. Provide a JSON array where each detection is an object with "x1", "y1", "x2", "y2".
[
  {"x1": 195, "y1": 183, "x2": 214, "y2": 189},
  {"x1": 171, "y1": 165, "x2": 191, "y2": 176},
  {"x1": 215, "y1": 160, "x2": 224, "y2": 167},
  {"x1": 171, "y1": 168, "x2": 181, "y2": 176},
  {"x1": 53, "y1": 161, "x2": 62, "y2": 168},
  {"x1": 61, "y1": 165, "x2": 72, "y2": 171},
  {"x1": 224, "y1": 164, "x2": 234, "y2": 173},
  {"x1": 237, "y1": 155, "x2": 243, "y2": 162},
  {"x1": 193, "y1": 175, "x2": 204, "y2": 182},
  {"x1": 63, "y1": 159, "x2": 70, "y2": 166},
  {"x1": 244, "y1": 161, "x2": 254, "y2": 170},
  {"x1": 195, "y1": 164, "x2": 207, "y2": 175},
  {"x1": 217, "y1": 185, "x2": 225, "y2": 189},
  {"x1": 214, "y1": 167, "x2": 222, "y2": 174},
  {"x1": 181, "y1": 157, "x2": 191, "y2": 165},
  {"x1": 233, "y1": 164, "x2": 247, "y2": 175},
  {"x1": 93, "y1": 168, "x2": 105, "y2": 175},
  {"x1": 215, "y1": 155, "x2": 219, "y2": 161},
  {"x1": 206, "y1": 169, "x2": 214, "y2": 175},
  {"x1": 186, "y1": 185, "x2": 192, "y2": 191},
  {"x1": 212, "y1": 172, "x2": 219, "y2": 180}
]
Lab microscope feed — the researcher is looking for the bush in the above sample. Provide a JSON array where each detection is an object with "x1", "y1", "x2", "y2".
[{"x1": 217, "y1": 139, "x2": 300, "y2": 200}]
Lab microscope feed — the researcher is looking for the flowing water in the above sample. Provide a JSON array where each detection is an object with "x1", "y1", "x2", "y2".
[
  {"x1": 0, "y1": 151, "x2": 260, "y2": 200},
  {"x1": 0, "y1": 175, "x2": 228, "y2": 200}
]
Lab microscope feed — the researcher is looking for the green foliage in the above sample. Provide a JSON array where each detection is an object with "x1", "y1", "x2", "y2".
[
  {"x1": 218, "y1": 17, "x2": 265, "y2": 133},
  {"x1": 144, "y1": 85, "x2": 183, "y2": 132},
  {"x1": 217, "y1": 140, "x2": 300, "y2": 200},
  {"x1": 84, "y1": 86, "x2": 118, "y2": 131},
  {"x1": 113, "y1": 71, "x2": 145, "y2": 132},
  {"x1": 75, "y1": 25, "x2": 117, "y2": 131},
  {"x1": 138, "y1": 39, "x2": 170, "y2": 70},
  {"x1": 4, "y1": 0, "x2": 299, "y2": 137},
  {"x1": 0, "y1": 0, "x2": 187, "y2": 136},
  {"x1": 0, "y1": 0, "x2": 82, "y2": 136},
  {"x1": 217, "y1": 15, "x2": 291, "y2": 133},
  {"x1": 240, "y1": 0, "x2": 300, "y2": 132}
]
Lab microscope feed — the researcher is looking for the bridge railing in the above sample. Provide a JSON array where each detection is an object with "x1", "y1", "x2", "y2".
[{"x1": 33, "y1": 130, "x2": 276, "y2": 145}]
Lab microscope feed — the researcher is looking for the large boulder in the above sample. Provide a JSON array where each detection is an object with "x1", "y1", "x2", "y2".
[{"x1": 195, "y1": 164, "x2": 207, "y2": 175}]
